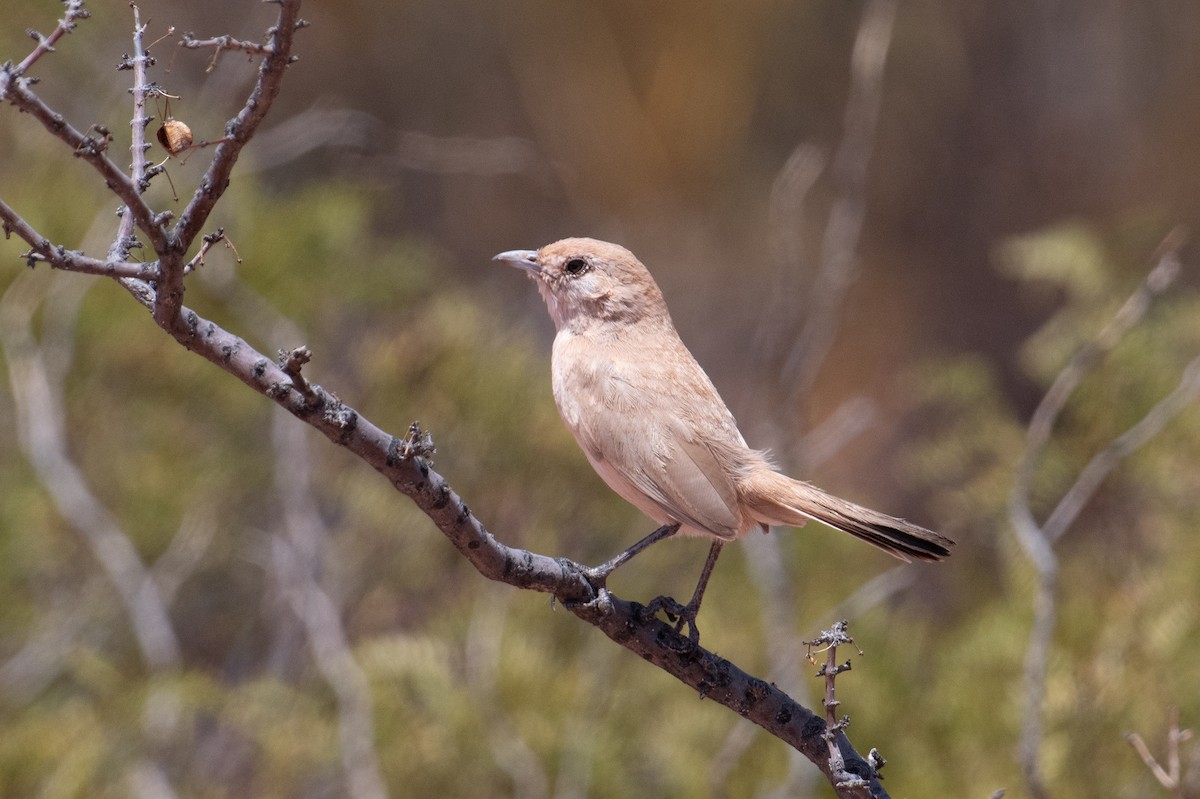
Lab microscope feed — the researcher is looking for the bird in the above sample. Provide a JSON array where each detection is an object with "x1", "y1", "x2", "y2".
[{"x1": 494, "y1": 237, "x2": 954, "y2": 640}]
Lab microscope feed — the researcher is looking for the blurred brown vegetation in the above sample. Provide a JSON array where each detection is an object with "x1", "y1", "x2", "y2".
[{"x1": 1, "y1": 1, "x2": 1199, "y2": 797}]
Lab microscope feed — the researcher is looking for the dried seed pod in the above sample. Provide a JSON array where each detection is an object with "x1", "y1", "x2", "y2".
[{"x1": 157, "y1": 118, "x2": 193, "y2": 156}]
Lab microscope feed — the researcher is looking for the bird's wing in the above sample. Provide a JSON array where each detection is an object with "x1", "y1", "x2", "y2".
[{"x1": 626, "y1": 421, "x2": 743, "y2": 539}]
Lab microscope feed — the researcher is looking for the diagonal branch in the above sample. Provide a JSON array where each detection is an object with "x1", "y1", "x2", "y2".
[
  {"x1": 1011, "y1": 229, "x2": 1185, "y2": 549},
  {"x1": 0, "y1": 197, "x2": 158, "y2": 279},
  {"x1": 169, "y1": 3, "x2": 304, "y2": 252},
  {"x1": 0, "y1": 76, "x2": 167, "y2": 252},
  {"x1": 5, "y1": 0, "x2": 91, "y2": 81},
  {"x1": 150, "y1": 294, "x2": 889, "y2": 797},
  {"x1": 1042, "y1": 353, "x2": 1200, "y2": 543}
]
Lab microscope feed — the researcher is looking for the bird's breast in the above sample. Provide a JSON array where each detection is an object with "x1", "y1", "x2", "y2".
[{"x1": 553, "y1": 332, "x2": 625, "y2": 434}]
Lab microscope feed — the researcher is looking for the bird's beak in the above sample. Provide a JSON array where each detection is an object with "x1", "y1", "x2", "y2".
[{"x1": 493, "y1": 249, "x2": 541, "y2": 276}]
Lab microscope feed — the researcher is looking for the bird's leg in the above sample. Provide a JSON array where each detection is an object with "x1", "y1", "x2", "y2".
[
  {"x1": 582, "y1": 522, "x2": 681, "y2": 588},
  {"x1": 644, "y1": 539, "x2": 725, "y2": 644}
]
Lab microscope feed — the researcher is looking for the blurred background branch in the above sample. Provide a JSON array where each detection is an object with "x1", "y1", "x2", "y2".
[
  {"x1": 1009, "y1": 233, "x2": 1194, "y2": 799},
  {"x1": 0, "y1": 271, "x2": 181, "y2": 672}
]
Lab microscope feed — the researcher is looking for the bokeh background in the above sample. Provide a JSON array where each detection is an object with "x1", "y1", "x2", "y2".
[{"x1": 2, "y1": 1, "x2": 1200, "y2": 797}]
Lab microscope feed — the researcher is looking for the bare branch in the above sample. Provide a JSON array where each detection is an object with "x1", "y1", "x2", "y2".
[
  {"x1": 183, "y1": 227, "x2": 239, "y2": 274},
  {"x1": 0, "y1": 196, "x2": 158, "y2": 278},
  {"x1": 113, "y1": 4, "x2": 157, "y2": 263},
  {"x1": 1043, "y1": 353, "x2": 1200, "y2": 542},
  {"x1": 144, "y1": 290, "x2": 889, "y2": 794},
  {"x1": 1011, "y1": 228, "x2": 1186, "y2": 550},
  {"x1": 781, "y1": 0, "x2": 897, "y2": 403},
  {"x1": 149, "y1": 1, "x2": 302, "y2": 329},
  {"x1": 1009, "y1": 229, "x2": 1192, "y2": 799},
  {"x1": 6, "y1": 0, "x2": 91, "y2": 79},
  {"x1": 169, "y1": 1, "x2": 304, "y2": 254},
  {"x1": 1126, "y1": 707, "x2": 1193, "y2": 799},
  {"x1": 0, "y1": 77, "x2": 168, "y2": 251},
  {"x1": 179, "y1": 29, "x2": 280, "y2": 74},
  {"x1": 0, "y1": 274, "x2": 181, "y2": 671}
]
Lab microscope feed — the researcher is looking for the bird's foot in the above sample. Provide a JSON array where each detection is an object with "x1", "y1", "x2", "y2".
[
  {"x1": 581, "y1": 563, "x2": 612, "y2": 592},
  {"x1": 554, "y1": 558, "x2": 612, "y2": 611},
  {"x1": 641, "y1": 594, "x2": 702, "y2": 644}
]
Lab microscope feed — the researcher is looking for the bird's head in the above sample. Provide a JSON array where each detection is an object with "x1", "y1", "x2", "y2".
[{"x1": 494, "y1": 238, "x2": 669, "y2": 332}]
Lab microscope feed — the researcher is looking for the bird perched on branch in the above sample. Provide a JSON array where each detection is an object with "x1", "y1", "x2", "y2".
[{"x1": 495, "y1": 238, "x2": 953, "y2": 640}]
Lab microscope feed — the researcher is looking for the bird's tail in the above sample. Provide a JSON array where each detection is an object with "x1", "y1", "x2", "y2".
[{"x1": 740, "y1": 469, "x2": 954, "y2": 562}]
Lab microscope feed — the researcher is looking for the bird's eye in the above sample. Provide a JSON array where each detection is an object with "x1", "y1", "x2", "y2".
[{"x1": 564, "y1": 258, "x2": 587, "y2": 275}]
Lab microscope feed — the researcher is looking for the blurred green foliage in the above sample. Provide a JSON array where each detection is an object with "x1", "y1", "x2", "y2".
[{"x1": 2, "y1": 2, "x2": 1199, "y2": 798}]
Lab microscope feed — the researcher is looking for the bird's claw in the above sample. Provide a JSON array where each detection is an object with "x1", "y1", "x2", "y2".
[
  {"x1": 642, "y1": 594, "x2": 702, "y2": 644},
  {"x1": 580, "y1": 565, "x2": 610, "y2": 592}
]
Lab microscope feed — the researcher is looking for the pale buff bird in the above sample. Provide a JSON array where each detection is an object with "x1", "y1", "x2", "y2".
[{"x1": 496, "y1": 238, "x2": 953, "y2": 638}]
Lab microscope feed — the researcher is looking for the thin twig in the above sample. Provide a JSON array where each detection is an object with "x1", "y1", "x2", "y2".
[
  {"x1": 6, "y1": 0, "x2": 91, "y2": 79},
  {"x1": 0, "y1": 77, "x2": 168, "y2": 252},
  {"x1": 169, "y1": 2, "x2": 305, "y2": 255},
  {"x1": 0, "y1": 197, "x2": 157, "y2": 279},
  {"x1": 1126, "y1": 707, "x2": 1192, "y2": 799},
  {"x1": 179, "y1": 31, "x2": 276, "y2": 74},
  {"x1": 806, "y1": 621, "x2": 872, "y2": 795}
]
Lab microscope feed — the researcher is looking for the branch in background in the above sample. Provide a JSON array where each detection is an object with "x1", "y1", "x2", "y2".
[
  {"x1": 241, "y1": 105, "x2": 542, "y2": 177},
  {"x1": 269, "y1": 530, "x2": 389, "y2": 799},
  {"x1": 0, "y1": 273, "x2": 182, "y2": 672},
  {"x1": 782, "y1": 0, "x2": 897, "y2": 404},
  {"x1": 206, "y1": 264, "x2": 389, "y2": 799},
  {"x1": 464, "y1": 590, "x2": 552, "y2": 799},
  {"x1": 128, "y1": 761, "x2": 181, "y2": 799},
  {"x1": 1008, "y1": 231, "x2": 1193, "y2": 799},
  {"x1": 1126, "y1": 707, "x2": 1194, "y2": 799},
  {"x1": 0, "y1": 210, "x2": 209, "y2": 701},
  {"x1": 0, "y1": 507, "x2": 209, "y2": 701},
  {"x1": 1011, "y1": 229, "x2": 1186, "y2": 549},
  {"x1": 0, "y1": 575, "x2": 103, "y2": 701}
]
